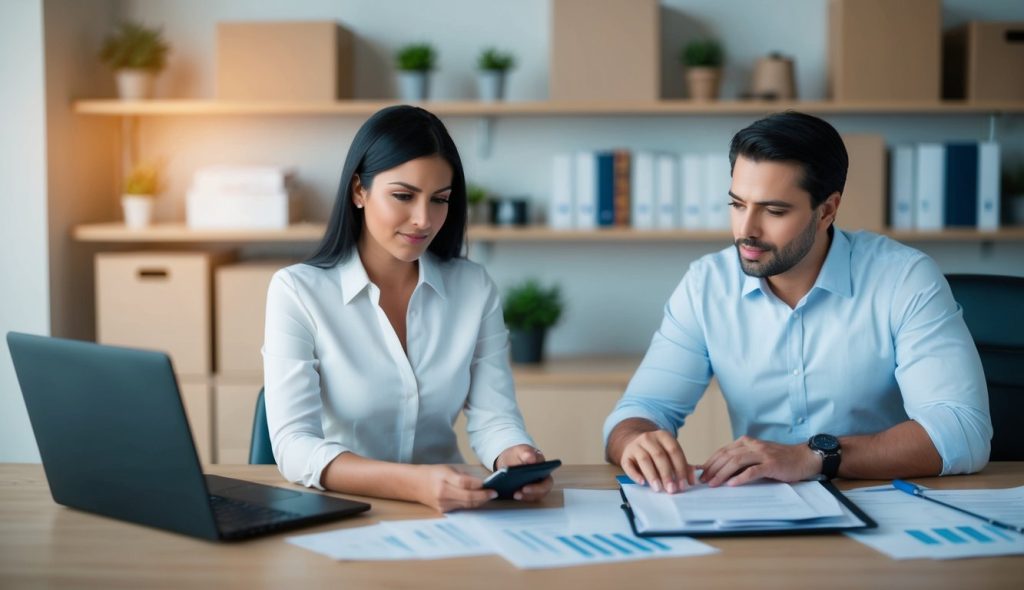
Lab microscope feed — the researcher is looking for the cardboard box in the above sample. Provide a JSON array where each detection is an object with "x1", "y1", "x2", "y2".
[
  {"x1": 216, "y1": 261, "x2": 291, "y2": 376},
  {"x1": 215, "y1": 380, "x2": 263, "y2": 464},
  {"x1": 550, "y1": 0, "x2": 659, "y2": 101},
  {"x1": 180, "y1": 378, "x2": 214, "y2": 464},
  {"x1": 829, "y1": 0, "x2": 941, "y2": 101},
  {"x1": 944, "y1": 21, "x2": 1024, "y2": 101},
  {"x1": 840, "y1": 134, "x2": 886, "y2": 232},
  {"x1": 96, "y1": 251, "x2": 234, "y2": 377},
  {"x1": 217, "y1": 21, "x2": 353, "y2": 100}
]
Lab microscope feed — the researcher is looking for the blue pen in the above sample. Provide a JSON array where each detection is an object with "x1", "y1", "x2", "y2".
[{"x1": 892, "y1": 479, "x2": 1024, "y2": 535}]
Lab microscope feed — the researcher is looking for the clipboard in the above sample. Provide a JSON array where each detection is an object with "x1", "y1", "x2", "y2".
[{"x1": 618, "y1": 480, "x2": 877, "y2": 538}]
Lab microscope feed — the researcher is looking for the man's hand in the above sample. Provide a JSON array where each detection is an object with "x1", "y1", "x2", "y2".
[
  {"x1": 415, "y1": 465, "x2": 496, "y2": 513},
  {"x1": 494, "y1": 445, "x2": 553, "y2": 502},
  {"x1": 700, "y1": 436, "x2": 821, "y2": 487},
  {"x1": 617, "y1": 428, "x2": 696, "y2": 494}
]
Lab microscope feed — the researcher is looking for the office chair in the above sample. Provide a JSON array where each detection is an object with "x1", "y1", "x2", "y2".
[
  {"x1": 248, "y1": 387, "x2": 275, "y2": 465},
  {"x1": 946, "y1": 274, "x2": 1024, "y2": 461}
]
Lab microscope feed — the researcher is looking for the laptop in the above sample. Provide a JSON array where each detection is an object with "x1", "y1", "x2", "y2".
[{"x1": 6, "y1": 332, "x2": 370, "y2": 541}]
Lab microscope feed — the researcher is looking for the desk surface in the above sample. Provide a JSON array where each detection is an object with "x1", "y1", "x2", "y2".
[{"x1": 1, "y1": 463, "x2": 1021, "y2": 589}]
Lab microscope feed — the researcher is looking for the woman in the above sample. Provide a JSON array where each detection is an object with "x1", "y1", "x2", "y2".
[{"x1": 262, "y1": 105, "x2": 552, "y2": 512}]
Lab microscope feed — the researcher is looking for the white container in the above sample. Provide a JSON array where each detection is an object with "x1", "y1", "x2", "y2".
[
  {"x1": 116, "y1": 69, "x2": 155, "y2": 100},
  {"x1": 476, "y1": 71, "x2": 506, "y2": 101},
  {"x1": 186, "y1": 190, "x2": 297, "y2": 229},
  {"x1": 121, "y1": 194, "x2": 154, "y2": 228},
  {"x1": 397, "y1": 71, "x2": 430, "y2": 101}
]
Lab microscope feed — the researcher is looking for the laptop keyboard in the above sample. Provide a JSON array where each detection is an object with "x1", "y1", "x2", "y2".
[{"x1": 209, "y1": 494, "x2": 301, "y2": 534}]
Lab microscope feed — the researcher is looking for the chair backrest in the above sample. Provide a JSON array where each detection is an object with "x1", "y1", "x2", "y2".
[
  {"x1": 946, "y1": 274, "x2": 1024, "y2": 461},
  {"x1": 249, "y1": 388, "x2": 275, "y2": 465}
]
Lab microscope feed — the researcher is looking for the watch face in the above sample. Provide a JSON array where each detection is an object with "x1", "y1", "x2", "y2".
[{"x1": 810, "y1": 433, "x2": 840, "y2": 452}]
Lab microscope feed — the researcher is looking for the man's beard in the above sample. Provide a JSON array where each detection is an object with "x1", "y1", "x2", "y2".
[{"x1": 735, "y1": 217, "x2": 818, "y2": 278}]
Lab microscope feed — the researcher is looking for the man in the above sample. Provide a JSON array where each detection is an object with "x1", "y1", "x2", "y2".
[{"x1": 604, "y1": 112, "x2": 992, "y2": 493}]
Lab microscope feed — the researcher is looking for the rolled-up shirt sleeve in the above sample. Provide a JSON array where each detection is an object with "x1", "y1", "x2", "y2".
[
  {"x1": 891, "y1": 256, "x2": 992, "y2": 475},
  {"x1": 463, "y1": 273, "x2": 535, "y2": 470},
  {"x1": 603, "y1": 266, "x2": 713, "y2": 447},
  {"x1": 262, "y1": 271, "x2": 348, "y2": 490}
]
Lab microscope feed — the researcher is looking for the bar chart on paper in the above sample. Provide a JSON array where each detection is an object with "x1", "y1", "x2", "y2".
[{"x1": 845, "y1": 486, "x2": 1024, "y2": 560}]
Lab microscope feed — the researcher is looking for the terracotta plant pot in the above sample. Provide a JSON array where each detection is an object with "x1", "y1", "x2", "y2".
[{"x1": 686, "y1": 67, "x2": 721, "y2": 101}]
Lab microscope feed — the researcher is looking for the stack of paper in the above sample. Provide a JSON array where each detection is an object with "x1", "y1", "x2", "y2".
[
  {"x1": 844, "y1": 485, "x2": 1024, "y2": 560},
  {"x1": 619, "y1": 478, "x2": 865, "y2": 534}
]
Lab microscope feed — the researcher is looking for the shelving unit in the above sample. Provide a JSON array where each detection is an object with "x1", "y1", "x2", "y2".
[
  {"x1": 73, "y1": 222, "x2": 1024, "y2": 244},
  {"x1": 74, "y1": 98, "x2": 1024, "y2": 117}
]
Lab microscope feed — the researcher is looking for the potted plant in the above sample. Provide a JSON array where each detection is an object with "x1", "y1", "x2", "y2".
[
  {"x1": 121, "y1": 161, "x2": 160, "y2": 229},
  {"x1": 503, "y1": 279, "x2": 563, "y2": 364},
  {"x1": 395, "y1": 43, "x2": 436, "y2": 101},
  {"x1": 477, "y1": 48, "x2": 515, "y2": 102},
  {"x1": 99, "y1": 21, "x2": 170, "y2": 100},
  {"x1": 467, "y1": 184, "x2": 491, "y2": 225},
  {"x1": 680, "y1": 39, "x2": 723, "y2": 101}
]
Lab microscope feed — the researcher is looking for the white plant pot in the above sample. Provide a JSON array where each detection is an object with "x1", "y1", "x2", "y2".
[
  {"x1": 477, "y1": 71, "x2": 507, "y2": 102},
  {"x1": 397, "y1": 71, "x2": 430, "y2": 102},
  {"x1": 116, "y1": 69, "x2": 156, "y2": 100},
  {"x1": 122, "y1": 194, "x2": 154, "y2": 229}
]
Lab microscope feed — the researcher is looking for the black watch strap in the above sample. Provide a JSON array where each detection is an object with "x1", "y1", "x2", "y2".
[{"x1": 808, "y1": 433, "x2": 842, "y2": 480}]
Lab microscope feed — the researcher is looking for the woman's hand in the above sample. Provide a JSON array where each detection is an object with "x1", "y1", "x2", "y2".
[
  {"x1": 494, "y1": 445, "x2": 554, "y2": 502},
  {"x1": 415, "y1": 465, "x2": 496, "y2": 513}
]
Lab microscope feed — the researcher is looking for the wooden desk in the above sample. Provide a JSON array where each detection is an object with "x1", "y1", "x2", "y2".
[{"x1": 1, "y1": 463, "x2": 1021, "y2": 589}]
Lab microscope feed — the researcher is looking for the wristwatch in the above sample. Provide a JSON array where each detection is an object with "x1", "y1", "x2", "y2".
[{"x1": 808, "y1": 433, "x2": 842, "y2": 480}]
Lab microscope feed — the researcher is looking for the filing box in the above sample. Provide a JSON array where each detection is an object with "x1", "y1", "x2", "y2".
[
  {"x1": 215, "y1": 260, "x2": 291, "y2": 376},
  {"x1": 839, "y1": 134, "x2": 886, "y2": 232},
  {"x1": 180, "y1": 378, "x2": 214, "y2": 464},
  {"x1": 944, "y1": 21, "x2": 1024, "y2": 101},
  {"x1": 828, "y1": 0, "x2": 941, "y2": 101},
  {"x1": 96, "y1": 251, "x2": 234, "y2": 377},
  {"x1": 216, "y1": 379, "x2": 263, "y2": 464},
  {"x1": 550, "y1": 0, "x2": 659, "y2": 101},
  {"x1": 216, "y1": 21, "x2": 353, "y2": 100}
]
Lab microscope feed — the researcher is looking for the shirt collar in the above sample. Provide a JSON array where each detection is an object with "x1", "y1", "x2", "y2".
[
  {"x1": 338, "y1": 250, "x2": 448, "y2": 304},
  {"x1": 740, "y1": 227, "x2": 853, "y2": 299}
]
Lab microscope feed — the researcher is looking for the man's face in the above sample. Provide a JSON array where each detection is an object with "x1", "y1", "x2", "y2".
[{"x1": 728, "y1": 156, "x2": 821, "y2": 278}]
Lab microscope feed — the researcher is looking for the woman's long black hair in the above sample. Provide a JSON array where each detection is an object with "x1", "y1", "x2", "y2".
[{"x1": 305, "y1": 105, "x2": 468, "y2": 268}]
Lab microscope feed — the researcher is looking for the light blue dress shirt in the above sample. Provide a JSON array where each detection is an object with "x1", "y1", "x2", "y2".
[{"x1": 604, "y1": 229, "x2": 992, "y2": 475}]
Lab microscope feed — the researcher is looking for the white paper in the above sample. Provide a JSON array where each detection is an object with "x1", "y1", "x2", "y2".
[
  {"x1": 449, "y1": 506, "x2": 716, "y2": 569},
  {"x1": 844, "y1": 486, "x2": 1024, "y2": 560},
  {"x1": 287, "y1": 518, "x2": 493, "y2": 561}
]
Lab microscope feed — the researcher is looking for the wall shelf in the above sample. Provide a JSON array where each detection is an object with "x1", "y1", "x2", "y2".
[
  {"x1": 73, "y1": 99, "x2": 1024, "y2": 117},
  {"x1": 73, "y1": 222, "x2": 1024, "y2": 244}
]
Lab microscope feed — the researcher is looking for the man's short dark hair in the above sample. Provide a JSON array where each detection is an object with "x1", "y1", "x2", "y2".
[{"x1": 728, "y1": 111, "x2": 849, "y2": 209}]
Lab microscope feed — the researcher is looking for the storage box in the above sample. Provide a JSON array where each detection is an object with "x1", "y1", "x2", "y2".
[
  {"x1": 839, "y1": 134, "x2": 886, "y2": 232},
  {"x1": 216, "y1": 21, "x2": 353, "y2": 100},
  {"x1": 215, "y1": 379, "x2": 263, "y2": 464},
  {"x1": 96, "y1": 251, "x2": 234, "y2": 377},
  {"x1": 186, "y1": 190, "x2": 299, "y2": 229},
  {"x1": 180, "y1": 378, "x2": 214, "y2": 464},
  {"x1": 550, "y1": 0, "x2": 659, "y2": 101},
  {"x1": 216, "y1": 261, "x2": 291, "y2": 376},
  {"x1": 828, "y1": 0, "x2": 941, "y2": 101},
  {"x1": 944, "y1": 21, "x2": 1024, "y2": 101}
]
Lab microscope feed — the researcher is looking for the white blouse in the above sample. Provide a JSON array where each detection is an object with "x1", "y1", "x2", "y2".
[{"x1": 262, "y1": 252, "x2": 535, "y2": 489}]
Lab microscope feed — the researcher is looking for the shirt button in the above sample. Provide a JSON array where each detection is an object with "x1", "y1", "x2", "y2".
[
  {"x1": 792, "y1": 369, "x2": 800, "y2": 375},
  {"x1": 797, "y1": 417, "x2": 806, "y2": 424}
]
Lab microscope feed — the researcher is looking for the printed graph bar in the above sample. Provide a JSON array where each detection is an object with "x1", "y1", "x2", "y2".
[
  {"x1": 933, "y1": 528, "x2": 967, "y2": 544},
  {"x1": 956, "y1": 526, "x2": 993, "y2": 543},
  {"x1": 905, "y1": 529, "x2": 940, "y2": 545}
]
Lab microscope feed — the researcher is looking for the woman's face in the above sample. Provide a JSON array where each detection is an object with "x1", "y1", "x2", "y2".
[{"x1": 353, "y1": 155, "x2": 453, "y2": 265}]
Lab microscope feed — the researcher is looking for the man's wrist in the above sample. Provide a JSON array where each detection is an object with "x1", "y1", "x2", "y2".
[{"x1": 804, "y1": 444, "x2": 824, "y2": 480}]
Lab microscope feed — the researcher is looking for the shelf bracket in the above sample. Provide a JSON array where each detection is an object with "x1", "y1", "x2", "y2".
[{"x1": 477, "y1": 116, "x2": 496, "y2": 158}]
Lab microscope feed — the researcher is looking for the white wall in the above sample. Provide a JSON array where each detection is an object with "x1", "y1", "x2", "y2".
[{"x1": 0, "y1": 0, "x2": 48, "y2": 462}]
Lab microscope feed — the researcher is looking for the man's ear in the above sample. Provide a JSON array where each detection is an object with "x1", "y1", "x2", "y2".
[
  {"x1": 351, "y1": 174, "x2": 367, "y2": 209},
  {"x1": 820, "y1": 191, "x2": 841, "y2": 227}
]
